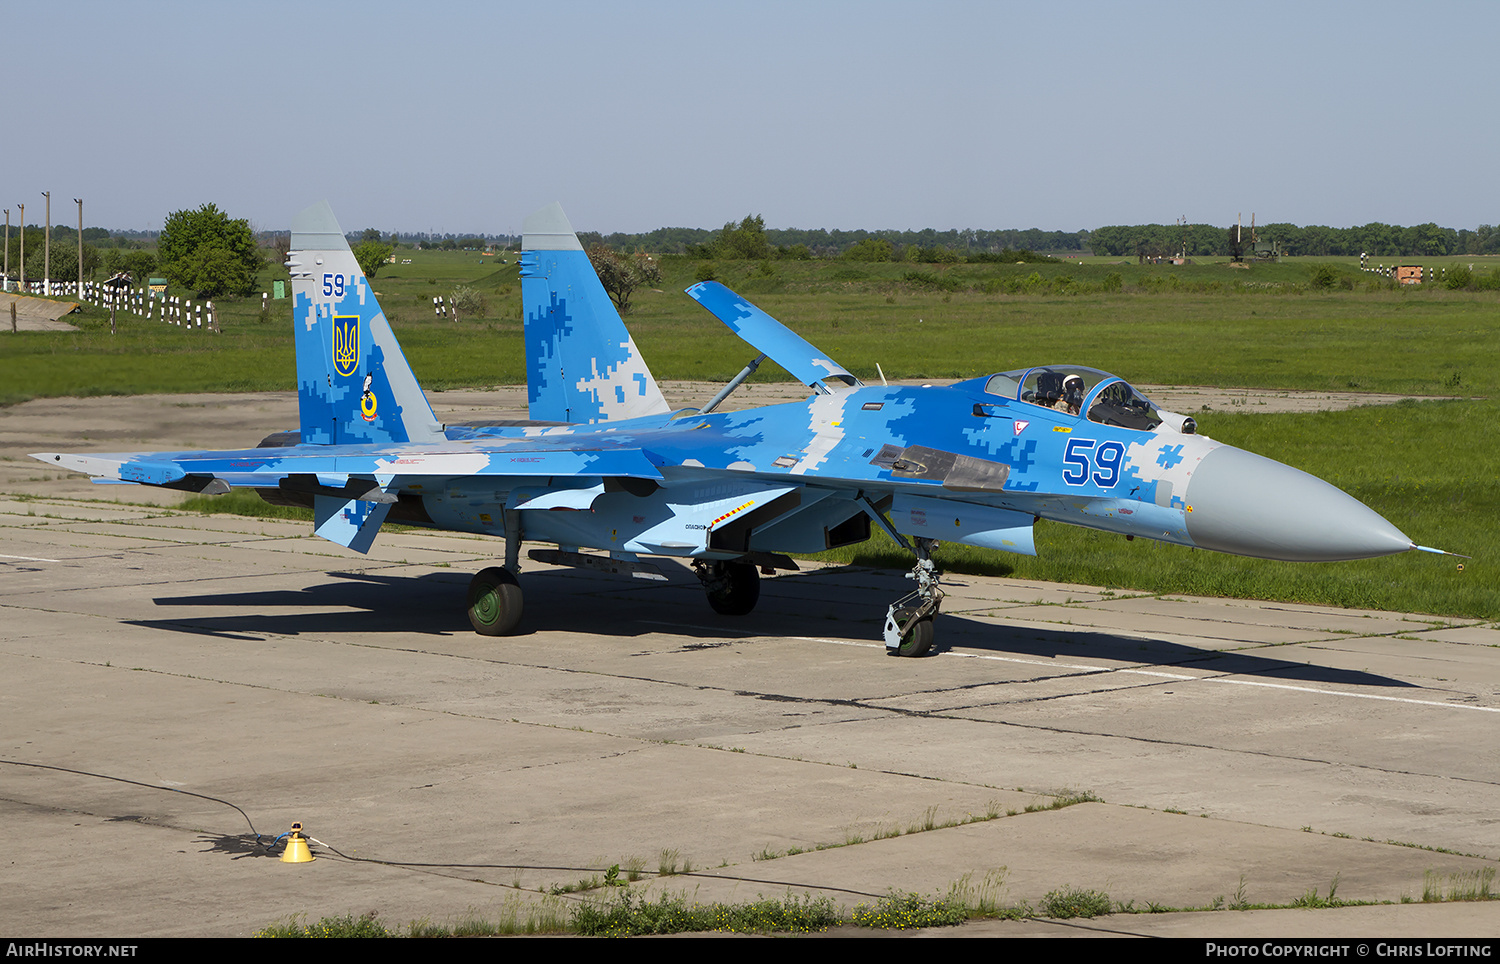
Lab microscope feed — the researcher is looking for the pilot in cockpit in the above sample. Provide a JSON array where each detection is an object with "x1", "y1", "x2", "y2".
[
  {"x1": 1030, "y1": 371, "x2": 1084, "y2": 416},
  {"x1": 1057, "y1": 374, "x2": 1085, "y2": 416}
]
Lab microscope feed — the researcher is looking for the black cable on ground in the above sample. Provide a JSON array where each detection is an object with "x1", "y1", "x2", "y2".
[{"x1": 2, "y1": 758, "x2": 887, "y2": 899}]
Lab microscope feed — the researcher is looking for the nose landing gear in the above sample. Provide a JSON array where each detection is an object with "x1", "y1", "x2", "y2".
[{"x1": 883, "y1": 537, "x2": 942, "y2": 657}]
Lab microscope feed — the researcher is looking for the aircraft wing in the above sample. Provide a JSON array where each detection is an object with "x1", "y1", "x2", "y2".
[
  {"x1": 32, "y1": 442, "x2": 665, "y2": 555},
  {"x1": 685, "y1": 281, "x2": 862, "y2": 393},
  {"x1": 33, "y1": 444, "x2": 664, "y2": 488}
]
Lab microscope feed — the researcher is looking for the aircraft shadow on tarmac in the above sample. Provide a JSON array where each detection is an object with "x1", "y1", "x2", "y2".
[{"x1": 131, "y1": 565, "x2": 1416, "y2": 691}]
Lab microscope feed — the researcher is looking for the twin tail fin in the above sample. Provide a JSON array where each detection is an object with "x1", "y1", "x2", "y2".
[
  {"x1": 518, "y1": 202, "x2": 670, "y2": 424},
  {"x1": 288, "y1": 201, "x2": 444, "y2": 446}
]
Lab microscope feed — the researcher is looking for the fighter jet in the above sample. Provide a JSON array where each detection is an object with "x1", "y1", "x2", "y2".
[{"x1": 32, "y1": 201, "x2": 1447, "y2": 656}]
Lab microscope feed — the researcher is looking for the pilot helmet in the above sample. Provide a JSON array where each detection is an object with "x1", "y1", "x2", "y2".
[{"x1": 1062, "y1": 374, "x2": 1084, "y2": 396}]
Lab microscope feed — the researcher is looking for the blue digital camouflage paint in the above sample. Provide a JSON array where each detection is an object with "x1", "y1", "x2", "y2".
[
  {"x1": 519, "y1": 202, "x2": 671, "y2": 425},
  {"x1": 289, "y1": 200, "x2": 443, "y2": 447},
  {"x1": 33, "y1": 200, "x2": 1438, "y2": 649}
]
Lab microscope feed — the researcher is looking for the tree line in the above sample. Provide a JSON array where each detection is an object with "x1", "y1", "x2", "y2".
[
  {"x1": 579, "y1": 216, "x2": 1500, "y2": 260},
  {"x1": 11, "y1": 205, "x2": 1498, "y2": 299},
  {"x1": 581, "y1": 217, "x2": 1088, "y2": 259},
  {"x1": 1087, "y1": 222, "x2": 1500, "y2": 258}
]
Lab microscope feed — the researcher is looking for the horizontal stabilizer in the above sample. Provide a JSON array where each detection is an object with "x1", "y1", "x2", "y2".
[
  {"x1": 313, "y1": 494, "x2": 392, "y2": 554},
  {"x1": 33, "y1": 452, "x2": 228, "y2": 493},
  {"x1": 685, "y1": 281, "x2": 860, "y2": 393},
  {"x1": 32, "y1": 452, "x2": 128, "y2": 480}
]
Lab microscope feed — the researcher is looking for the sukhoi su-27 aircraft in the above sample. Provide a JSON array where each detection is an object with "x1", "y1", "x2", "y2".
[{"x1": 34, "y1": 201, "x2": 1453, "y2": 656}]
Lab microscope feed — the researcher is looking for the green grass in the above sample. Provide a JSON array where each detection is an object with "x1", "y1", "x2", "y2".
[
  {"x1": 1423, "y1": 867, "x2": 1495, "y2": 902},
  {"x1": 572, "y1": 890, "x2": 841, "y2": 937},
  {"x1": 257, "y1": 857, "x2": 1500, "y2": 936},
  {"x1": 627, "y1": 261, "x2": 1500, "y2": 395},
  {"x1": 748, "y1": 795, "x2": 1045, "y2": 863},
  {"x1": 5, "y1": 254, "x2": 1500, "y2": 401},
  {"x1": 1023, "y1": 790, "x2": 1102, "y2": 813},
  {"x1": 1040, "y1": 885, "x2": 1115, "y2": 919},
  {"x1": 179, "y1": 487, "x2": 311, "y2": 521},
  {"x1": 1290, "y1": 875, "x2": 1346, "y2": 909},
  {"x1": 851, "y1": 890, "x2": 972, "y2": 929},
  {"x1": 256, "y1": 911, "x2": 392, "y2": 938}
]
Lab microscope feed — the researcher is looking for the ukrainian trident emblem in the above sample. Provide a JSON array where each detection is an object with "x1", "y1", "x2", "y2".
[{"x1": 332, "y1": 315, "x2": 360, "y2": 378}]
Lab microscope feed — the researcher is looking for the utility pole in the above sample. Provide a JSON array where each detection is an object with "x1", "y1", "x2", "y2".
[
  {"x1": 75, "y1": 199, "x2": 83, "y2": 295},
  {"x1": 3, "y1": 209, "x2": 8, "y2": 293},
  {"x1": 16, "y1": 202, "x2": 23, "y2": 293},
  {"x1": 42, "y1": 191, "x2": 50, "y2": 297}
]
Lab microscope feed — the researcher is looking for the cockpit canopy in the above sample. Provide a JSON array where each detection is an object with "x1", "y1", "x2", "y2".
[{"x1": 984, "y1": 366, "x2": 1188, "y2": 433}]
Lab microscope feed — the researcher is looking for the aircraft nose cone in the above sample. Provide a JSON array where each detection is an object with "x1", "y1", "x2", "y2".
[{"x1": 1184, "y1": 446, "x2": 1412, "y2": 561}]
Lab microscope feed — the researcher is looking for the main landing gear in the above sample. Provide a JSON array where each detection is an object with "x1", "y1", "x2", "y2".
[
  {"x1": 464, "y1": 551, "x2": 783, "y2": 636},
  {"x1": 882, "y1": 537, "x2": 943, "y2": 657},
  {"x1": 467, "y1": 567, "x2": 523, "y2": 635},
  {"x1": 693, "y1": 559, "x2": 761, "y2": 615},
  {"x1": 463, "y1": 539, "x2": 934, "y2": 654}
]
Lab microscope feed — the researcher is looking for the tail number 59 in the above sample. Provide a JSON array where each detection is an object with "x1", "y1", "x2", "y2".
[{"x1": 1062, "y1": 438, "x2": 1125, "y2": 487}]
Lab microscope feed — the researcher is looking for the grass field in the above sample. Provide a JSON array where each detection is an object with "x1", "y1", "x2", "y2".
[
  {"x1": 5, "y1": 253, "x2": 1497, "y2": 398},
  {"x1": 13, "y1": 252, "x2": 1498, "y2": 619}
]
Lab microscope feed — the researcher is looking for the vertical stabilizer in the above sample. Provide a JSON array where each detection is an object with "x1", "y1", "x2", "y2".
[
  {"x1": 518, "y1": 203, "x2": 671, "y2": 424},
  {"x1": 288, "y1": 201, "x2": 444, "y2": 445}
]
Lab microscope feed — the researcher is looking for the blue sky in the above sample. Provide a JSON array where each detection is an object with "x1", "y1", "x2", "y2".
[{"x1": 8, "y1": 0, "x2": 1497, "y2": 236}]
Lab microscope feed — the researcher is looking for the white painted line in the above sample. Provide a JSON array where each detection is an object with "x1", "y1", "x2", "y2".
[
  {"x1": 1202, "y1": 677, "x2": 1500, "y2": 713},
  {"x1": 645, "y1": 622, "x2": 1499, "y2": 716},
  {"x1": 0, "y1": 553, "x2": 60, "y2": 562},
  {"x1": 942, "y1": 649, "x2": 1500, "y2": 714}
]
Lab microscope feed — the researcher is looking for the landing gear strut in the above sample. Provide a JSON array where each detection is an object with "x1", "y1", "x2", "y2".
[
  {"x1": 883, "y1": 537, "x2": 942, "y2": 657},
  {"x1": 694, "y1": 559, "x2": 761, "y2": 615}
]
